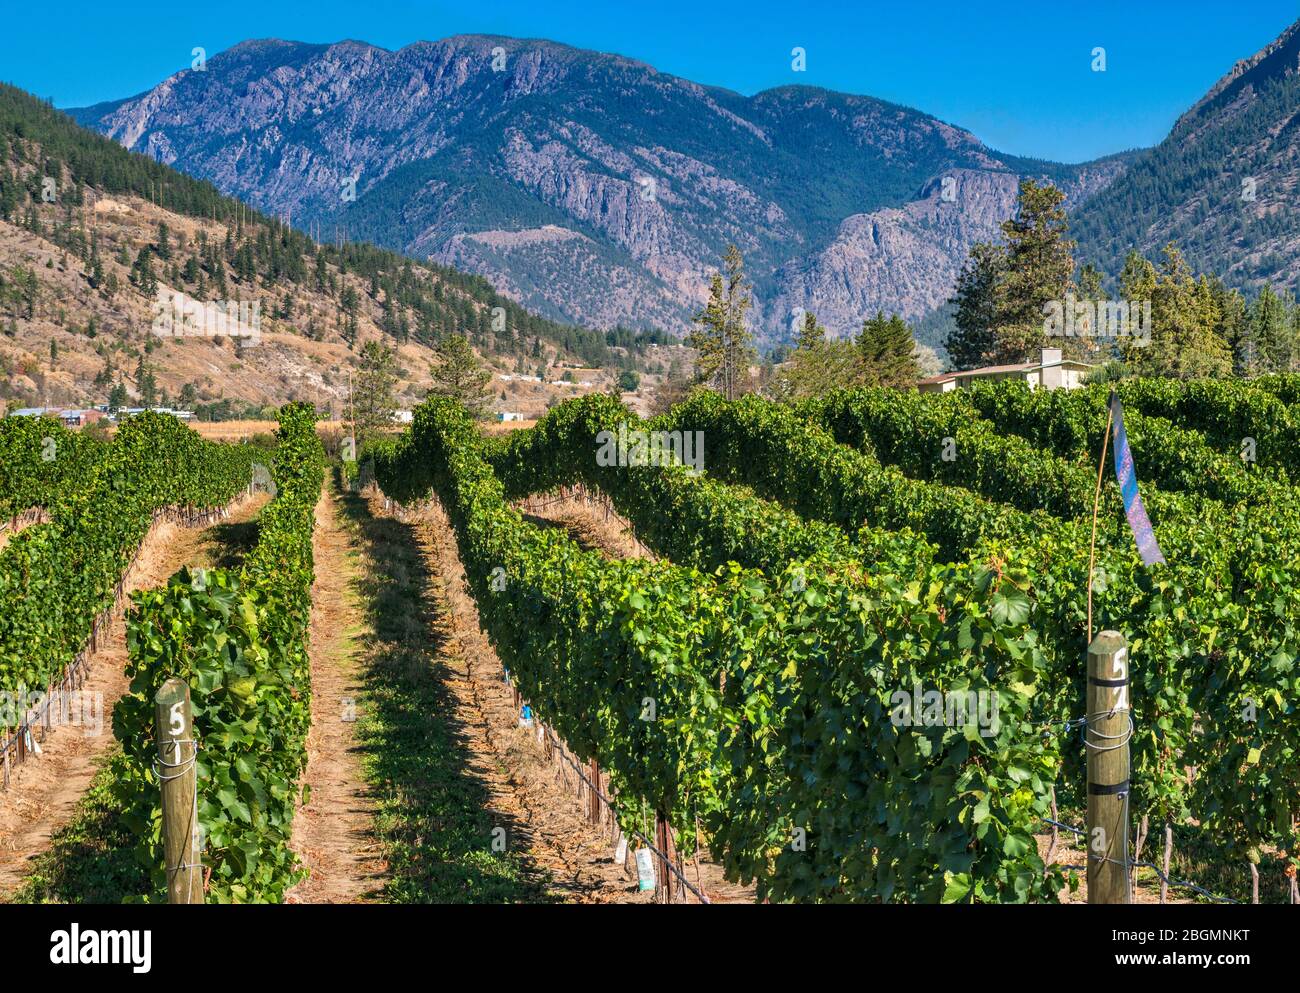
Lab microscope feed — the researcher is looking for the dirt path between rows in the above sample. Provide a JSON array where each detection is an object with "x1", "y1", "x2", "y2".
[
  {"x1": 518, "y1": 490, "x2": 651, "y2": 561},
  {"x1": 379, "y1": 489, "x2": 652, "y2": 903},
  {"x1": 286, "y1": 484, "x2": 385, "y2": 903},
  {"x1": 0, "y1": 494, "x2": 268, "y2": 895}
]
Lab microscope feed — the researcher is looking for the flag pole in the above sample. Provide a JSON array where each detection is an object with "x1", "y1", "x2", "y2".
[{"x1": 1087, "y1": 398, "x2": 1115, "y2": 643}]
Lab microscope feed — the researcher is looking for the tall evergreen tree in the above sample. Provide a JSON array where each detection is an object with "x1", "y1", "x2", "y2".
[
  {"x1": 857, "y1": 311, "x2": 921, "y2": 388},
  {"x1": 796, "y1": 309, "x2": 826, "y2": 350},
  {"x1": 1209, "y1": 277, "x2": 1248, "y2": 376},
  {"x1": 1121, "y1": 244, "x2": 1232, "y2": 378},
  {"x1": 1246, "y1": 284, "x2": 1293, "y2": 374},
  {"x1": 687, "y1": 244, "x2": 755, "y2": 400},
  {"x1": 773, "y1": 310, "x2": 858, "y2": 400},
  {"x1": 428, "y1": 333, "x2": 492, "y2": 417},
  {"x1": 947, "y1": 242, "x2": 1002, "y2": 369},
  {"x1": 353, "y1": 340, "x2": 399, "y2": 441},
  {"x1": 990, "y1": 179, "x2": 1076, "y2": 363},
  {"x1": 1071, "y1": 262, "x2": 1110, "y2": 364}
]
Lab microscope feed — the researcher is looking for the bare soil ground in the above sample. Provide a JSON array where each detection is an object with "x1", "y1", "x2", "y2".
[
  {"x1": 189, "y1": 420, "x2": 350, "y2": 443},
  {"x1": 0, "y1": 493, "x2": 268, "y2": 895},
  {"x1": 518, "y1": 490, "x2": 651, "y2": 561},
  {"x1": 354, "y1": 487, "x2": 646, "y2": 902},
  {"x1": 286, "y1": 484, "x2": 386, "y2": 903}
]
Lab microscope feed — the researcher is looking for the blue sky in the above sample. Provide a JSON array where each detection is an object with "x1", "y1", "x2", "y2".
[{"x1": 3, "y1": 0, "x2": 1297, "y2": 162}]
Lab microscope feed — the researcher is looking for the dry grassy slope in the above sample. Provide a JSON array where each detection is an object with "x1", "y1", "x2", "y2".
[{"x1": 0, "y1": 181, "x2": 652, "y2": 417}]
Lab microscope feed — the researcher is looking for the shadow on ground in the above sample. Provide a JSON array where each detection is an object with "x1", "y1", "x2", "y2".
[{"x1": 334, "y1": 476, "x2": 557, "y2": 904}]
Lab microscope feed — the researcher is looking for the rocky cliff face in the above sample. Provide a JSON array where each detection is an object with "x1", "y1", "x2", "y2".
[
  {"x1": 771, "y1": 162, "x2": 1129, "y2": 336},
  {"x1": 75, "y1": 35, "x2": 1130, "y2": 340}
]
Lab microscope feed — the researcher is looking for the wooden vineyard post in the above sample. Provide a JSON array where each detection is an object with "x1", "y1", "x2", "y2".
[
  {"x1": 1086, "y1": 631, "x2": 1131, "y2": 904},
  {"x1": 655, "y1": 810, "x2": 673, "y2": 904},
  {"x1": 155, "y1": 678, "x2": 203, "y2": 904}
]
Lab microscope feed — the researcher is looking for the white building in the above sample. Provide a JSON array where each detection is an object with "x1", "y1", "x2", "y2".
[{"x1": 919, "y1": 348, "x2": 1094, "y2": 393}]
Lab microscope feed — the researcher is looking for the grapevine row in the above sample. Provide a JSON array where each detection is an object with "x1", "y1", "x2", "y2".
[
  {"x1": 113, "y1": 403, "x2": 324, "y2": 903},
  {"x1": 0, "y1": 413, "x2": 256, "y2": 707},
  {"x1": 0, "y1": 415, "x2": 107, "y2": 520},
  {"x1": 483, "y1": 393, "x2": 936, "y2": 577},
  {"x1": 961, "y1": 381, "x2": 1284, "y2": 506},
  {"x1": 659, "y1": 390, "x2": 1300, "y2": 872},
  {"x1": 371, "y1": 397, "x2": 1079, "y2": 902}
]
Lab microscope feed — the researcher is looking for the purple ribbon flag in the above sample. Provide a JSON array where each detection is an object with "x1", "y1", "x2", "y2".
[{"x1": 1109, "y1": 392, "x2": 1166, "y2": 567}]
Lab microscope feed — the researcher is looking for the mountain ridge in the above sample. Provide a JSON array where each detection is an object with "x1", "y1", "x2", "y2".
[
  {"x1": 70, "y1": 34, "x2": 1135, "y2": 340},
  {"x1": 1072, "y1": 19, "x2": 1300, "y2": 294}
]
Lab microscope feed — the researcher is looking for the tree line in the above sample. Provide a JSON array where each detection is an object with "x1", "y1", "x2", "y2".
[{"x1": 948, "y1": 177, "x2": 1297, "y2": 379}]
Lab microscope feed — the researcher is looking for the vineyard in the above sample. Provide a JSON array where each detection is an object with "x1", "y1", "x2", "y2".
[
  {"x1": 371, "y1": 377, "x2": 1300, "y2": 903},
  {"x1": 0, "y1": 378, "x2": 1297, "y2": 905},
  {"x1": 0, "y1": 405, "x2": 320, "y2": 902}
]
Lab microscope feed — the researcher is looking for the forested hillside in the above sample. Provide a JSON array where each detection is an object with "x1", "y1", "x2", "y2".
[{"x1": 0, "y1": 82, "x2": 666, "y2": 413}]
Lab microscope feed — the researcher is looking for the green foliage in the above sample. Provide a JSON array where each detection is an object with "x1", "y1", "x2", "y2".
[
  {"x1": 665, "y1": 386, "x2": 1300, "y2": 875},
  {"x1": 1110, "y1": 378, "x2": 1299, "y2": 475},
  {"x1": 947, "y1": 244, "x2": 1001, "y2": 369},
  {"x1": 769, "y1": 311, "x2": 861, "y2": 400},
  {"x1": 428, "y1": 333, "x2": 492, "y2": 417},
  {"x1": 687, "y1": 245, "x2": 755, "y2": 400},
  {"x1": 0, "y1": 415, "x2": 106, "y2": 518},
  {"x1": 991, "y1": 180, "x2": 1077, "y2": 363},
  {"x1": 486, "y1": 393, "x2": 874, "y2": 576},
  {"x1": 372, "y1": 396, "x2": 1072, "y2": 902},
  {"x1": 0, "y1": 413, "x2": 256, "y2": 706},
  {"x1": 369, "y1": 380, "x2": 1300, "y2": 900},
  {"x1": 1117, "y1": 246, "x2": 1234, "y2": 378},
  {"x1": 856, "y1": 311, "x2": 923, "y2": 388},
  {"x1": 806, "y1": 388, "x2": 1101, "y2": 520},
  {"x1": 353, "y1": 340, "x2": 398, "y2": 443},
  {"x1": 113, "y1": 403, "x2": 324, "y2": 903},
  {"x1": 662, "y1": 390, "x2": 1049, "y2": 562},
  {"x1": 961, "y1": 381, "x2": 1283, "y2": 507}
]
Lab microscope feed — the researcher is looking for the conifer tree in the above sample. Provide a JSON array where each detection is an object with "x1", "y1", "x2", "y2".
[
  {"x1": 857, "y1": 311, "x2": 921, "y2": 388},
  {"x1": 1246, "y1": 284, "x2": 1293, "y2": 374},
  {"x1": 353, "y1": 340, "x2": 399, "y2": 441},
  {"x1": 947, "y1": 242, "x2": 1002, "y2": 368},
  {"x1": 687, "y1": 244, "x2": 755, "y2": 400},
  {"x1": 990, "y1": 179, "x2": 1075, "y2": 363},
  {"x1": 428, "y1": 333, "x2": 492, "y2": 417}
]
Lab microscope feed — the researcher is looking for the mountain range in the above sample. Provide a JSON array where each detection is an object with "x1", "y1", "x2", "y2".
[{"x1": 60, "y1": 18, "x2": 1300, "y2": 346}]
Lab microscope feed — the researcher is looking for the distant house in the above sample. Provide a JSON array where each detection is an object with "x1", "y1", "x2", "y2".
[
  {"x1": 7, "y1": 407, "x2": 106, "y2": 426},
  {"x1": 111, "y1": 407, "x2": 195, "y2": 422},
  {"x1": 496, "y1": 411, "x2": 525, "y2": 422},
  {"x1": 57, "y1": 409, "x2": 107, "y2": 427},
  {"x1": 392, "y1": 410, "x2": 414, "y2": 424},
  {"x1": 919, "y1": 348, "x2": 1094, "y2": 393}
]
